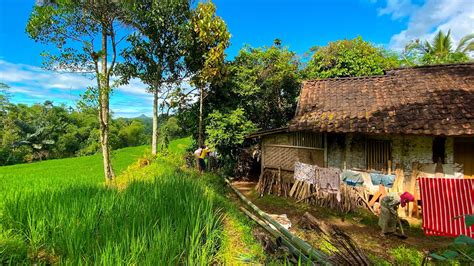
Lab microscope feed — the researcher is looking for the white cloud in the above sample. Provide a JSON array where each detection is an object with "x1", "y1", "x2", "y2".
[
  {"x1": 0, "y1": 59, "x2": 151, "y2": 96},
  {"x1": 378, "y1": 0, "x2": 474, "y2": 50},
  {"x1": 116, "y1": 78, "x2": 150, "y2": 95},
  {"x1": 0, "y1": 60, "x2": 93, "y2": 90},
  {"x1": 0, "y1": 59, "x2": 195, "y2": 118},
  {"x1": 0, "y1": 60, "x2": 154, "y2": 117},
  {"x1": 378, "y1": 0, "x2": 418, "y2": 19}
]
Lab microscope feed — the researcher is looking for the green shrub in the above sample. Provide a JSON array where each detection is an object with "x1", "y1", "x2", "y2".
[{"x1": 389, "y1": 245, "x2": 424, "y2": 265}]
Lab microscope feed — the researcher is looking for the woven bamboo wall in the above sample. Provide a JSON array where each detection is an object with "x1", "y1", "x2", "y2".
[
  {"x1": 264, "y1": 146, "x2": 297, "y2": 170},
  {"x1": 262, "y1": 132, "x2": 325, "y2": 182}
]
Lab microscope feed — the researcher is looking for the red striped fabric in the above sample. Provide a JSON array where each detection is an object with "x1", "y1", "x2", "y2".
[{"x1": 418, "y1": 177, "x2": 474, "y2": 237}]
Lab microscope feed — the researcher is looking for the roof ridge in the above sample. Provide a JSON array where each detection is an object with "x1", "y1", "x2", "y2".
[
  {"x1": 387, "y1": 62, "x2": 474, "y2": 71},
  {"x1": 304, "y1": 62, "x2": 474, "y2": 83},
  {"x1": 305, "y1": 74, "x2": 389, "y2": 83}
]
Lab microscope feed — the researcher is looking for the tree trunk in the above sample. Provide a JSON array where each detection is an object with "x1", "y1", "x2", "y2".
[
  {"x1": 99, "y1": 96, "x2": 114, "y2": 181},
  {"x1": 151, "y1": 87, "x2": 159, "y2": 155},
  {"x1": 198, "y1": 85, "x2": 204, "y2": 146},
  {"x1": 99, "y1": 28, "x2": 114, "y2": 181}
]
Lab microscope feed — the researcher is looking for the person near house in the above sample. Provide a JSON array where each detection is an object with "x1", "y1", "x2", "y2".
[
  {"x1": 195, "y1": 145, "x2": 210, "y2": 173},
  {"x1": 378, "y1": 193, "x2": 401, "y2": 236}
]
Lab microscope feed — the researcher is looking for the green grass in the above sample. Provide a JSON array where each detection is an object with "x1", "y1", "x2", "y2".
[
  {"x1": 0, "y1": 145, "x2": 148, "y2": 198},
  {"x1": 389, "y1": 245, "x2": 424, "y2": 265},
  {"x1": 0, "y1": 138, "x2": 225, "y2": 264}
]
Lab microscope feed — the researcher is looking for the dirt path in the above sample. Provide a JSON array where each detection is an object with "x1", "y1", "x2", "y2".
[{"x1": 231, "y1": 181, "x2": 452, "y2": 261}]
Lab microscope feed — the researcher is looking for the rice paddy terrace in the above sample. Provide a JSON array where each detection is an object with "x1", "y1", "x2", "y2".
[{"x1": 0, "y1": 138, "x2": 263, "y2": 264}]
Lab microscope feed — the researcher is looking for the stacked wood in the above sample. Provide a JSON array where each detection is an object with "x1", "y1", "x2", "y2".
[
  {"x1": 256, "y1": 168, "x2": 292, "y2": 197},
  {"x1": 257, "y1": 168, "x2": 372, "y2": 214},
  {"x1": 299, "y1": 212, "x2": 371, "y2": 266},
  {"x1": 289, "y1": 181, "x2": 365, "y2": 214}
]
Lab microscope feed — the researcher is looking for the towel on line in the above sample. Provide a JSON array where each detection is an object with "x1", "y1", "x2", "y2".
[
  {"x1": 294, "y1": 162, "x2": 317, "y2": 185},
  {"x1": 370, "y1": 173, "x2": 395, "y2": 188},
  {"x1": 361, "y1": 172, "x2": 379, "y2": 194},
  {"x1": 342, "y1": 170, "x2": 364, "y2": 187},
  {"x1": 315, "y1": 166, "x2": 341, "y2": 202}
]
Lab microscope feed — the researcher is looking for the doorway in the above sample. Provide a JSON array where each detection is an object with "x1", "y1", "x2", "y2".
[{"x1": 454, "y1": 138, "x2": 474, "y2": 178}]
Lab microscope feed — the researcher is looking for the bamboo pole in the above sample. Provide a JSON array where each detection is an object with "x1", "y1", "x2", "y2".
[
  {"x1": 239, "y1": 207, "x2": 314, "y2": 265},
  {"x1": 225, "y1": 178, "x2": 329, "y2": 263}
]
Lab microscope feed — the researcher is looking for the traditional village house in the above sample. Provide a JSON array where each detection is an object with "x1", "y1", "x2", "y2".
[{"x1": 251, "y1": 63, "x2": 474, "y2": 218}]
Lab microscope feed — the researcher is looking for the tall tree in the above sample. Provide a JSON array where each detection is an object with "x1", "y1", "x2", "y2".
[
  {"x1": 228, "y1": 41, "x2": 302, "y2": 130},
  {"x1": 304, "y1": 36, "x2": 400, "y2": 79},
  {"x1": 185, "y1": 0, "x2": 230, "y2": 146},
  {"x1": 117, "y1": 0, "x2": 191, "y2": 155},
  {"x1": 403, "y1": 30, "x2": 474, "y2": 65},
  {"x1": 27, "y1": 0, "x2": 125, "y2": 180}
]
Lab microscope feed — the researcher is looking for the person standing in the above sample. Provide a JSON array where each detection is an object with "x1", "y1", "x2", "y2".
[
  {"x1": 194, "y1": 146, "x2": 203, "y2": 171},
  {"x1": 195, "y1": 145, "x2": 210, "y2": 173}
]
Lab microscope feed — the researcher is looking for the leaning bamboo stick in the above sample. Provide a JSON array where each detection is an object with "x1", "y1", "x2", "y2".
[
  {"x1": 225, "y1": 178, "x2": 329, "y2": 263},
  {"x1": 239, "y1": 207, "x2": 314, "y2": 265}
]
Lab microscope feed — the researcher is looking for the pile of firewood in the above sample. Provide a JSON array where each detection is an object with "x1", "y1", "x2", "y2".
[
  {"x1": 256, "y1": 168, "x2": 292, "y2": 197},
  {"x1": 299, "y1": 212, "x2": 371, "y2": 265},
  {"x1": 289, "y1": 181, "x2": 366, "y2": 214}
]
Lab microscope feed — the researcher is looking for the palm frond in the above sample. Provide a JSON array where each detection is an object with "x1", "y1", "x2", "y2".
[
  {"x1": 432, "y1": 30, "x2": 444, "y2": 53},
  {"x1": 456, "y1": 33, "x2": 474, "y2": 53},
  {"x1": 443, "y1": 29, "x2": 453, "y2": 53},
  {"x1": 423, "y1": 40, "x2": 433, "y2": 53}
]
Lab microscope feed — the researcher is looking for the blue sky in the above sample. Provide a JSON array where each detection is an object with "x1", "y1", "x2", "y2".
[{"x1": 0, "y1": 0, "x2": 472, "y2": 117}]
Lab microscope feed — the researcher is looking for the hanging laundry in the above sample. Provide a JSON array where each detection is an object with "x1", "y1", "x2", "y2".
[
  {"x1": 342, "y1": 170, "x2": 364, "y2": 186},
  {"x1": 400, "y1": 192, "x2": 414, "y2": 207},
  {"x1": 315, "y1": 166, "x2": 342, "y2": 202},
  {"x1": 294, "y1": 161, "x2": 317, "y2": 185},
  {"x1": 361, "y1": 172, "x2": 379, "y2": 194},
  {"x1": 370, "y1": 173, "x2": 395, "y2": 188},
  {"x1": 418, "y1": 177, "x2": 474, "y2": 237}
]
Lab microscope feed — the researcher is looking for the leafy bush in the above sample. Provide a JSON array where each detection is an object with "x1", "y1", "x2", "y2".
[
  {"x1": 428, "y1": 215, "x2": 474, "y2": 263},
  {"x1": 305, "y1": 36, "x2": 399, "y2": 79},
  {"x1": 389, "y1": 245, "x2": 424, "y2": 265},
  {"x1": 206, "y1": 108, "x2": 257, "y2": 158}
]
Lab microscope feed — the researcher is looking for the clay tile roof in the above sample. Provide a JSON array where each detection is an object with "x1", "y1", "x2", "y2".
[{"x1": 290, "y1": 63, "x2": 474, "y2": 136}]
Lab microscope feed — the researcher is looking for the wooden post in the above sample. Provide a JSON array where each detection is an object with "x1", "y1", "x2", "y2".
[
  {"x1": 408, "y1": 162, "x2": 419, "y2": 218},
  {"x1": 324, "y1": 133, "x2": 328, "y2": 167}
]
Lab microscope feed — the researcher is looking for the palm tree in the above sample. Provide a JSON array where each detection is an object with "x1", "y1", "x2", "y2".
[{"x1": 404, "y1": 30, "x2": 474, "y2": 65}]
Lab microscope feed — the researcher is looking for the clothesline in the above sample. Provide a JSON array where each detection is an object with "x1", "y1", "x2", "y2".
[{"x1": 349, "y1": 167, "x2": 390, "y2": 174}]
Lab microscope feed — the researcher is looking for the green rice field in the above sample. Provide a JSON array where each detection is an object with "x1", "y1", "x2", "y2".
[{"x1": 0, "y1": 138, "x2": 227, "y2": 265}]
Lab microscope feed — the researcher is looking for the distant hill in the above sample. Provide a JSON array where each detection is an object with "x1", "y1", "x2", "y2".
[
  {"x1": 135, "y1": 114, "x2": 152, "y2": 121},
  {"x1": 121, "y1": 114, "x2": 152, "y2": 134},
  {"x1": 120, "y1": 114, "x2": 174, "y2": 135}
]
